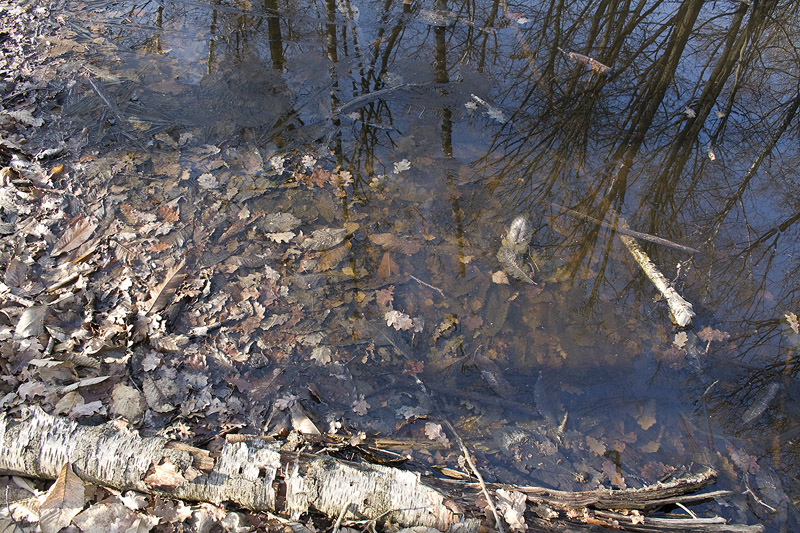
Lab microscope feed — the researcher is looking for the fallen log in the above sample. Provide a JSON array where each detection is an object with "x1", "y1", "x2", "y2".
[
  {"x1": 619, "y1": 231, "x2": 695, "y2": 328},
  {"x1": 550, "y1": 202, "x2": 696, "y2": 327},
  {"x1": 0, "y1": 407, "x2": 762, "y2": 531}
]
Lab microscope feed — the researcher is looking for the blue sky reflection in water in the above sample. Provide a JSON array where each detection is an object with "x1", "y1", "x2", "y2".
[{"x1": 30, "y1": 0, "x2": 800, "y2": 529}]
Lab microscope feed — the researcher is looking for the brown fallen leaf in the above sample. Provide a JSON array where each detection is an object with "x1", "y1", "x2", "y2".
[
  {"x1": 145, "y1": 259, "x2": 186, "y2": 315},
  {"x1": 15, "y1": 305, "x2": 48, "y2": 337},
  {"x1": 377, "y1": 252, "x2": 398, "y2": 279},
  {"x1": 51, "y1": 216, "x2": 98, "y2": 257},
  {"x1": 635, "y1": 400, "x2": 657, "y2": 431},
  {"x1": 39, "y1": 463, "x2": 86, "y2": 533},
  {"x1": 601, "y1": 460, "x2": 627, "y2": 489},
  {"x1": 316, "y1": 241, "x2": 351, "y2": 272},
  {"x1": 369, "y1": 233, "x2": 421, "y2": 255},
  {"x1": 144, "y1": 458, "x2": 188, "y2": 490},
  {"x1": 376, "y1": 285, "x2": 394, "y2": 306}
]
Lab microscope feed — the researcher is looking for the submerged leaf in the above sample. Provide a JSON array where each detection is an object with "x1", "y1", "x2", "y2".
[
  {"x1": 742, "y1": 382, "x2": 780, "y2": 424},
  {"x1": 385, "y1": 309, "x2": 413, "y2": 331},
  {"x1": 370, "y1": 233, "x2": 421, "y2": 255},
  {"x1": 301, "y1": 227, "x2": 348, "y2": 251}
]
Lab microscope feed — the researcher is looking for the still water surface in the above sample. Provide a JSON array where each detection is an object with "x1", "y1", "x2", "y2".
[{"x1": 37, "y1": 0, "x2": 800, "y2": 528}]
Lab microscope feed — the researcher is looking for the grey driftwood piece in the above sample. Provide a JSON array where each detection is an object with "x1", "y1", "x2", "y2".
[{"x1": 0, "y1": 407, "x2": 475, "y2": 532}]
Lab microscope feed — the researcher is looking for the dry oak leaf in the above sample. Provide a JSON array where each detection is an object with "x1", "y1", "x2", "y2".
[
  {"x1": 697, "y1": 326, "x2": 731, "y2": 352},
  {"x1": 352, "y1": 395, "x2": 370, "y2": 416},
  {"x1": 785, "y1": 312, "x2": 799, "y2": 335},
  {"x1": 385, "y1": 309, "x2": 413, "y2": 331},
  {"x1": 673, "y1": 331, "x2": 688, "y2": 349},
  {"x1": 495, "y1": 488, "x2": 528, "y2": 532},
  {"x1": 301, "y1": 227, "x2": 348, "y2": 251},
  {"x1": 424, "y1": 422, "x2": 450, "y2": 446},
  {"x1": 376, "y1": 285, "x2": 395, "y2": 307}
]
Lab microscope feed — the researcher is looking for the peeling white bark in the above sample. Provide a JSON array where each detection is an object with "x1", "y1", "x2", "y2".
[
  {"x1": 619, "y1": 233, "x2": 695, "y2": 328},
  {"x1": 0, "y1": 407, "x2": 477, "y2": 532}
]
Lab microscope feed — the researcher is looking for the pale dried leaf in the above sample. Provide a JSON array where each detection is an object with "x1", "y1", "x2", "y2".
[
  {"x1": 289, "y1": 402, "x2": 321, "y2": 435},
  {"x1": 143, "y1": 375, "x2": 177, "y2": 413},
  {"x1": 586, "y1": 436, "x2": 606, "y2": 456},
  {"x1": 145, "y1": 259, "x2": 186, "y2": 315},
  {"x1": 53, "y1": 391, "x2": 84, "y2": 416},
  {"x1": 144, "y1": 459, "x2": 187, "y2": 490},
  {"x1": 673, "y1": 331, "x2": 688, "y2": 349},
  {"x1": 112, "y1": 383, "x2": 145, "y2": 421},
  {"x1": 15, "y1": 305, "x2": 47, "y2": 337},
  {"x1": 17, "y1": 381, "x2": 46, "y2": 400},
  {"x1": 492, "y1": 270, "x2": 510, "y2": 285},
  {"x1": 142, "y1": 350, "x2": 161, "y2": 371},
  {"x1": 118, "y1": 491, "x2": 148, "y2": 511},
  {"x1": 267, "y1": 231, "x2": 295, "y2": 243},
  {"x1": 262, "y1": 212, "x2": 300, "y2": 232},
  {"x1": 786, "y1": 312, "x2": 799, "y2": 335},
  {"x1": 4, "y1": 258, "x2": 29, "y2": 288},
  {"x1": 311, "y1": 346, "x2": 332, "y2": 364},
  {"x1": 496, "y1": 488, "x2": 527, "y2": 532},
  {"x1": 393, "y1": 159, "x2": 411, "y2": 173},
  {"x1": 424, "y1": 422, "x2": 450, "y2": 446},
  {"x1": 39, "y1": 463, "x2": 85, "y2": 533},
  {"x1": 302, "y1": 227, "x2": 347, "y2": 251},
  {"x1": 197, "y1": 172, "x2": 218, "y2": 189},
  {"x1": 51, "y1": 216, "x2": 98, "y2": 257},
  {"x1": 385, "y1": 309, "x2": 413, "y2": 331},
  {"x1": 352, "y1": 395, "x2": 370, "y2": 416},
  {"x1": 69, "y1": 400, "x2": 105, "y2": 418},
  {"x1": 60, "y1": 375, "x2": 110, "y2": 393}
]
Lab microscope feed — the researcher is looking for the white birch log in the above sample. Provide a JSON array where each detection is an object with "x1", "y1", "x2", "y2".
[
  {"x1": 0, "y1": 407, "x2": 476, "y2": 532},
  {"x1": 619, "y1": 232, "x2": 695, "y2": 328}
]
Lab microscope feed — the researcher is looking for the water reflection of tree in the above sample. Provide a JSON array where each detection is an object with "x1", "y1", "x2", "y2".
[
  {"x1": 378, "y1": 0, "x2": 800, "y2": 510},
  {"x1": 95, "y1": 0, "x2": 800, "y2": 520}
]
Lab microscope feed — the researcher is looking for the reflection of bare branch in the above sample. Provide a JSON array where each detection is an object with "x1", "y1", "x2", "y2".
[
  {"x1": 713, "y1": 91, "x2": 800, "y2": 236},
  {"x1": 551, "y1": 203, "x2": 700, "y2": 254}
]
